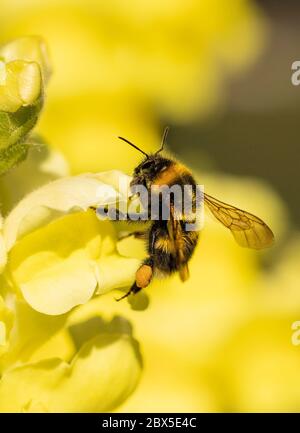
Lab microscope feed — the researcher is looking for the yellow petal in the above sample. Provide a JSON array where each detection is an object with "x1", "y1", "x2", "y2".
[
  {"x1": 0, "y1": 61, "x2": 24, "y2": 112},
  {"x1": 0, "y1": 214, "x2": 7, "y2": 272},
  {"x1": 0, "y1": 36, "x2": 51, "y2": 84},
  {"x1": 96, "y1": 255, "x2": 140, "y2": 294},
  {"x1": 0, "y1": 333, "x2": 142, "y2": 412},
  {"x1": 3, "y1": 170, "x2": 131, "y2": 251},
  {"x1": 18, "y1": 61, "x2": 42, "y2": 105},
  {"x1": 8, "y1": 212, "x2": 101, "y2": 315},
  {"x1": 0, "y1": 298, "x2": 67, "y2": 373},
  {"x1": 0, "y1": 296, "x2": 14, "y2": 357},
  {"x1": 20, "y1": 254, "x2": 98, "y2": 315}
]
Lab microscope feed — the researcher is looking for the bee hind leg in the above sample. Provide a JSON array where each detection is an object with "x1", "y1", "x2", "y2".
[
  {"x1": 115, "y1": 281, "x2": 141, "y2": 301},
  {"x1": 115, "y1": 258, "x2": 153, "y2": 301}
]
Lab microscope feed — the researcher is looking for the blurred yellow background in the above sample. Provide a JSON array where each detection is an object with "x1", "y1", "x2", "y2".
[{"x1": 1, "y1": 0, "x2": 300, "y2": 412}]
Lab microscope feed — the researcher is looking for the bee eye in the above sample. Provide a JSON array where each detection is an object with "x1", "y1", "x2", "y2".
[{"x1": 142, "y1": 161, "x2": 152, "y2": 170}]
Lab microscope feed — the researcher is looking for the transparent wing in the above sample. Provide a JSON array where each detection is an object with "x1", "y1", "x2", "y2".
[{"x1": 204, "y1": 193, "x2": 274, "y2": 249}]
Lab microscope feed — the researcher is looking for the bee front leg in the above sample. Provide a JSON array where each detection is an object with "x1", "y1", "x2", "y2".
[
  {"x1": 118, "y1": 230, "x2": 148, "y2": 241},
  {"x1": 116, "y1": 258, "x2": 153, "y2": 301},
  {"x1": 91, "y1": 206, "x2": 150, "y2": 222}
]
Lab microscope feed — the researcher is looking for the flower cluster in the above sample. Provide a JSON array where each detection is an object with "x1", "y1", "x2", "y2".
[
  {"x1": 0, "y1": 37, "x2": 143, "y2": 412},
  {"x1": 0, "y1": 167, "x2": 143, "y2": 411}
]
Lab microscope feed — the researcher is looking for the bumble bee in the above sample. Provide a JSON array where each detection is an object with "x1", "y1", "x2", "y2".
[{"x1": 104, "y1": 128, "x2": 274, "y2": 301}]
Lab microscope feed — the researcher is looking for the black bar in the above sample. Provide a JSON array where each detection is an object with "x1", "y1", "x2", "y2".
[{"x1": 0, "y1": 413, "x2": 299, "y2": 430}]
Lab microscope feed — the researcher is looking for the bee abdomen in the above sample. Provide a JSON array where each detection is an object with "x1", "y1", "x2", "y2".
[{"x1": 150, "y1": 224, "x2": 198, "y2": 275}]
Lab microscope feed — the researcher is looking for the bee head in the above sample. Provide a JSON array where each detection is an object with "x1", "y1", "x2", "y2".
[
  {"x1": 131, "y1": 154, "x2": 172, "y2": 188},
  {"x1": 118, "y1": 127, "x2": 171, "y2": 189}
]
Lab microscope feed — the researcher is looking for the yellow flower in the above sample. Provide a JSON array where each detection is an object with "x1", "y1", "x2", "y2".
[
  {"x1": 0, "y1": 36, "x2": 51, "y2": 174},
  {"x1": 0, "y1": 35, "x2": 51, "y2": 85},
  {"x1": 0, "y1": 167, "x2": 143, "y2": 411},
  {"x1": 0, "y1": 35, "x2": 50, "y2": 117},
  {"x1": 3, "y1": 170, "x2": 139, "y2": 315},
  {"x1": 0, "y1": 299, "x2": 142, "y2": 412},
  {"x1": 0, "y1": 60, "x2": 41, "y2": 113}
]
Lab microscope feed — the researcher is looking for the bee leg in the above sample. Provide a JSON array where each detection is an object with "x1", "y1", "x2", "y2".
[
  {"x1": 91, "y1": 206, "x2": 150, "y2": 222},
  {"x1": 114, "y1": 209, "x2": 149, "y2": 222},
  {"x1": 118, "y1": 230, "x2": 148, "y2": 241},
  {"x1": 115, "y1": 282, "x2": 141, "y2": 301},
  {"x1": 115, "y1": 258, "x2": 153, "y2": 301},
  {"x1": 89, "y1": 206, "x2": 125, "y2": 219}
]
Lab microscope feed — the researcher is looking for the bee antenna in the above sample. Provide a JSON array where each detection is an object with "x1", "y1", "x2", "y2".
[
  {"x1": 156, "y1": 126, "x2": 170, "y2": 154},
  {"x1": 118, "y1": 136, "x2": 149, "y2": 157}
]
